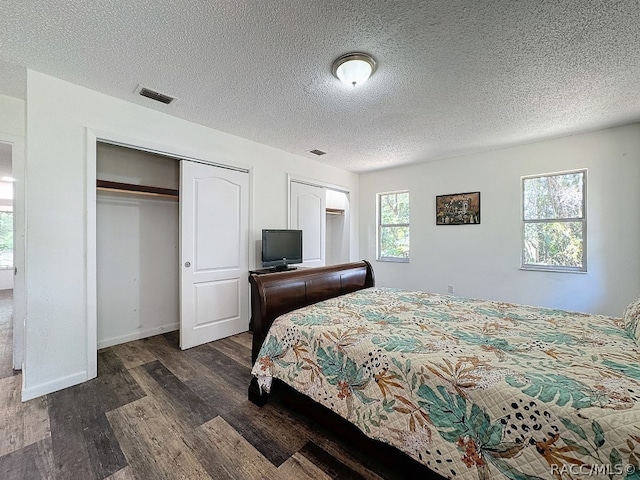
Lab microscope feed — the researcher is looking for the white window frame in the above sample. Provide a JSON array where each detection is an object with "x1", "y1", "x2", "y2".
[
  {"x1": 521, "y1": 169, "x2": 587, "y2": 273},
  {"x1": 0, "y1": 210, "x2": 13, "y2": 270},
  {"x1": 377, "y1": 190, "x2": 410, "y2": 263}
]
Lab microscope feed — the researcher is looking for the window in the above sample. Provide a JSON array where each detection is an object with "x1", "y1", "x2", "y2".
[
  {"x1": 377, "y1": 191, "x2": 409, "y2": 262},
  {"x1": 0, "y1": 211, "x2": 12, "y2": 269},
  {"x1": 522, "y1": 170, "x2": 586, "y2": 272}
]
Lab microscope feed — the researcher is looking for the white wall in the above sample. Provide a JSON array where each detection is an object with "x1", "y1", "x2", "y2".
[
  {"x1": 0, "y1": 95, "x2": 24, "y2": 136},
  {"x1": 24, "y1": 70, "x2": 359, "y2": 400},
  {"x1": 0, "y1": 269, "x2": 13, "y2": 290},
  {"x1": 359, "y1": 124, "x2": 640, "y2": 317},
  {"x1": 97, "y1": 194, "x2": 179, "y2": 347}
]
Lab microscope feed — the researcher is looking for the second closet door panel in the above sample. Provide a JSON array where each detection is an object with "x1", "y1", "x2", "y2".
[
  {"x1": 179, "y1": 161, "x2": 249, "y2": 350},
  {"x1": 290, "y1": 181, "x2": 326, "y2": 268}
]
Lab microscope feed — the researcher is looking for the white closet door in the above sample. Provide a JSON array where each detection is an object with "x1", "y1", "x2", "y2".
[
  {"x1": 180, "y1": 161, "x2": 249, "y2": 349},
  {"x1": 290, "y1": 181, "x2": 326, "y2": 268}
]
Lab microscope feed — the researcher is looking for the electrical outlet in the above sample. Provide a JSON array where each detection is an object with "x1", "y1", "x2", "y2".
[{"x1": 447, "y1": 284, "x2": 455, "y2": 294}]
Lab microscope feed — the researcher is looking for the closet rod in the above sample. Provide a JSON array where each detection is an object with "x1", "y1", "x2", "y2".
[{"x1": 96, "y1": 180, "x2": 179, "y2": 199}]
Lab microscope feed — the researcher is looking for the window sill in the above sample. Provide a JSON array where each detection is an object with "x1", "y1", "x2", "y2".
[
  {"x1": 520, "y1": 266, "x2": 586, "y2": 274},
  {"x1": 377, "y1": 257, "x2": 409, "y2": 263}
]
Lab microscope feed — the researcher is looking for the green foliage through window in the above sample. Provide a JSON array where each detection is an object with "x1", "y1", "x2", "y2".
[
  {"x1": 378, "y1": 192, "x2": 409, "y2": 261},
  {"x1": 522, "y1": 171, "x2": 585, "y2": 271},
  {"x1": 0, "y1": 211, "x2": 12, "y2": 268}
]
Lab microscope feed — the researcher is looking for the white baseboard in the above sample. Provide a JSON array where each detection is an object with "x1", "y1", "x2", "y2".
[{"x1": 97, "y1": 323, "x2": 179, "y2": 349}]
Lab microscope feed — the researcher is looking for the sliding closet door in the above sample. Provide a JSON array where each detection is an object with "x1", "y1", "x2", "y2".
[
  {"x1": 290, "y1": 181, "x2": 326, "y2": 268},
  {"x1": 180, "y1": 161, "x2": 249, "y2": 349}
]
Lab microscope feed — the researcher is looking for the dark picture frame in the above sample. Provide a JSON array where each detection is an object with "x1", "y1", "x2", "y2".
[{"x1": 436, "y1": 191, "x2": 481, "y2": 225}]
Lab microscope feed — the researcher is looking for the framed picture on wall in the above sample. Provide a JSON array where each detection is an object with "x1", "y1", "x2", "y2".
[{"x1": 436, "y1": 191, "x2": 481, "y2": 225}]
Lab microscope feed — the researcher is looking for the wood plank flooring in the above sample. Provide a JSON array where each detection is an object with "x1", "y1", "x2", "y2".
[
  {"x1": 0, "y1": 289, "x2": 15, "y2": 380},
  {"x1": 0, "y1": 311, "x2": 424, "y2": 479}
]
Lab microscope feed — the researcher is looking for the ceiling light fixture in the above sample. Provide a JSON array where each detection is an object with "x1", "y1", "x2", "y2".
[{"x1": 331, "y1": 52, "x2": 376, "y2": 87}]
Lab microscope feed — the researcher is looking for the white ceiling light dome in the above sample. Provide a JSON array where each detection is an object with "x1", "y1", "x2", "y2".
[{"x1": 332, "y1": 52, "x2": 376, "y2": 87}]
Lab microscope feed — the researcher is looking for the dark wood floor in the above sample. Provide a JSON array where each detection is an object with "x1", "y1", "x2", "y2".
[
  {"x1": 0, "y1": 309, "x2": 423, "y2": 479},
  {"x1": 0, "y1": 289, "x2": 15, "y2": 380}
]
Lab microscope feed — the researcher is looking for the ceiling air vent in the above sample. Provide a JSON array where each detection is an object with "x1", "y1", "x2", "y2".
[
  {"x1": 135, "y1": 85, "x2": 177, "y2": 105},
  {"x1": 309, "y1": 149, "x2": 326, "y2": 156}
]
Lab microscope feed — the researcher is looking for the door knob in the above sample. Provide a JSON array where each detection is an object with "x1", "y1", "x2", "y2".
[{"x1": 184, "y1": 261, "x2": 191, "y2": 268}]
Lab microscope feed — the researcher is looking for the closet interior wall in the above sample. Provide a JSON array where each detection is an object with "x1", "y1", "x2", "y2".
[
  {"x1": 325, "y1": 189, "x2": 350, "y2": 265},
  {"x1": 96, "y1": 142, "x2": 179, "y2": 349}
]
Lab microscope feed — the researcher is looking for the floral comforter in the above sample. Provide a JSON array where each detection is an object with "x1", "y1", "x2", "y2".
[{"x1": 251, "y1": 287, "x2": 640, "y2": 480}]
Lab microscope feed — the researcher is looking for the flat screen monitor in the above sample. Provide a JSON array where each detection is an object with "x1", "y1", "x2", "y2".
[{"x1": 261, "y1": 229, "x2": 303, "y2": 270}]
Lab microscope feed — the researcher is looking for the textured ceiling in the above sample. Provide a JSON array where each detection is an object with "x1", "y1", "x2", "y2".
[{"x1": 1, "y1": 1, "x2": 639, "y2": 173}]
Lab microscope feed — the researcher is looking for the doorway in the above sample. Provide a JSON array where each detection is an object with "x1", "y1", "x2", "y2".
[{"x1": 0, "y1": 142, "x2": 15, "y2": 377}]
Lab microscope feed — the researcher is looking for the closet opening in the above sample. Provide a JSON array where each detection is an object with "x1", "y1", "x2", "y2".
[
  {"x1": 96, "y1": 142, "x2": 179, "y2": 349},
  {"x1": 325, "y1": 188, "x2": 350, "y2": 266},
  {"x1": 288, "y1": 177, "x2": 351, "y2": 268}
]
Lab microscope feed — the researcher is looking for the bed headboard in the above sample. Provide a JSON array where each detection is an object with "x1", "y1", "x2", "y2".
[{"x1": 249, "y1": 260, "x2": 375, "y2": 363}]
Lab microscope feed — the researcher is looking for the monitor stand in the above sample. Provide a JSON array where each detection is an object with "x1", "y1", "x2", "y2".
[{"x1": 272, "y1": 265, "x2": 297, "y2": 272}]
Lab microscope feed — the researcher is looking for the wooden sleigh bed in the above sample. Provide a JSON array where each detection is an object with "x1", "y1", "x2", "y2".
[{"x1": 248, "y1": 261, "x2": 640, "y2": 480}]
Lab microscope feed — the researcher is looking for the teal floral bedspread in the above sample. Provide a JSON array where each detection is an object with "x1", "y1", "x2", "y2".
[{"x1": 251, "y1": 287, "x2": 640, "y2": 480}]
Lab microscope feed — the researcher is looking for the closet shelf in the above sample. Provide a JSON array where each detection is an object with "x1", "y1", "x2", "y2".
[
  {"x1": 96, "y1": 179, "x2": 179, "y2": 199},
  {"x1": 326, "y1": 208, "x2": 345, "y2": 215}
]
